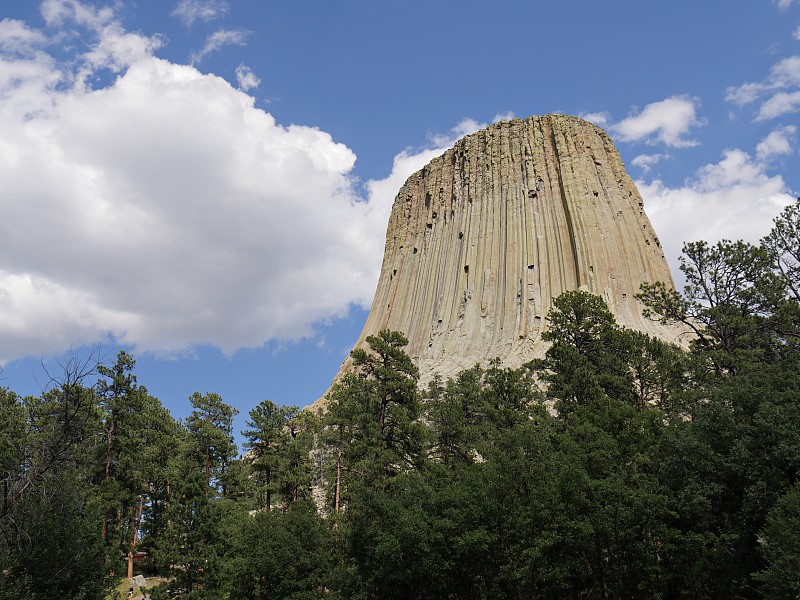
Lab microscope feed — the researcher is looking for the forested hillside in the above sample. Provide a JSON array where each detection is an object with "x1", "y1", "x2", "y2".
[{"x1": 1, "y1": 203, "x2": 798, "y2": 599}]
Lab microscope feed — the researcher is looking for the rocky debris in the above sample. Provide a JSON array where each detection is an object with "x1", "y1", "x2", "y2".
[{"x1": 316, "y1": 114, "x2": 685, "y2": 407}]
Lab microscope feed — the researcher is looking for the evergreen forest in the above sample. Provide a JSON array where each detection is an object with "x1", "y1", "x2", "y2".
[{"x1": 1, "y1": 203, "x2": 799, "y2": 599}]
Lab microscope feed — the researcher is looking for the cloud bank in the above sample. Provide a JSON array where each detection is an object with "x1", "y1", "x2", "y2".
[
  {"x1": 640, "y1": 148, "x2": 795, "y2": 280},
  {"x1": 0, "y1": 1, "x2": 433, "y2": 364}
]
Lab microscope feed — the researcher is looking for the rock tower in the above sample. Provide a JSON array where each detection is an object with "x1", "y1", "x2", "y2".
[{"x1": 334, "y1": 115, "x2": 682, "y2": 393}]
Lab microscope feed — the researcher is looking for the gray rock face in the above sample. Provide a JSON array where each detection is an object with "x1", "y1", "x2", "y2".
[{"x1": 321, "y1": 115, "x2": 683, "y2": 403}]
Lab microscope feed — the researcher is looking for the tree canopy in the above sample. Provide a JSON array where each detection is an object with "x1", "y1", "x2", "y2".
[{"x1": 1, "y1": 203, "x2": 799, "y2": 598}]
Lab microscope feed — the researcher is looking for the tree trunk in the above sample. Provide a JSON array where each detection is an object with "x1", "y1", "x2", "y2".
[
  {"x1": 334, "y1": 447, "x2": 342, "y2": 514},
  {"x1": 205, "y1": 446, "x2": 211, "y2": 494},
  {"x1": 264, "y1": 465, "x2": 271, "y2": 510},
  {"x1": 166, "y1": 480, "x2": 171, "y2": 527},
  {"x1": 127, "y1": 550, "x2": 134, "y2": 581},
  {"x1": 127, "y1": 495, "x2": 144, "y2": 579},
  {"x1": 102, "y1": 417, "x2": 114, "y2": 541}
]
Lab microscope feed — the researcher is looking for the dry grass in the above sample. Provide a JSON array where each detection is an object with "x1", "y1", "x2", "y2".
[{"x1": 107, "y1": 575, "x2": 169, "y2": 599}]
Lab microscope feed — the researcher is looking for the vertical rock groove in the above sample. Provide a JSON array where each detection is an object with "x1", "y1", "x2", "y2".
[
  {"x1": 548, "y1": 119, "x2": 583, "y2": 290},
  {"x1": 323, "y1": 114, "x2": 685, "y2": 398}
]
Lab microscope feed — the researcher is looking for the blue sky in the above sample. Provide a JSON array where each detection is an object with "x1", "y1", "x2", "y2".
[{"x1": 1, "y1": 0, "x2": 798, "y2": 442}]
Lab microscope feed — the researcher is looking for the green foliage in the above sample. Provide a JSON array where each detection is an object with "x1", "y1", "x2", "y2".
[
  {"x1": 3, "y1": 202, "x2": 800, "y2": 598},
  {"x1": 242, "y1": 400, "x2": 317, "y2": 510},
  {"x1": 221, "y1": 501, "x2": 335, "y2": 599},
  {"x1": 542, "y1": 291, "x2": 630, "y2": 404},
  {"x1": 95, "y1": 351, "x2": 157, "y2": 571},
  {"x1": 535, "y1": 290, "x2": 681, "y2": 415},
  {"x1": 756, "y1": 481, "x2": 800, "y2": 598},
  {"x1": 638, "y1": 237, "x2": 791, "y2": 377},
  {"x1": 323, "y1": 330, "x2": 424, "y2": 513},
  {"x1": 0, "y1": 356, "x2": 115, "y2": 599},
  {"x1": 623, "y1": 328, "x2": 687, "y2": 411},
  {"x1": 543, "y1": 289, "x2": 617, "y2": 353},
  {"x1": 762, "y1": 201, "x2": 800, "y2": 303},
  {"x1": 0, "y1": 388, "x2": 24, "y2": 484},
  {"x1": 0, "y1": 485, "x2": 111, "y2": 600},
  {"x1": 425, "y1": 366, "x2": 486, "y2": 465},
  {"x1": 152, "y1": 470, "x2": 227, "y2": 597},
  {"x1": 425, "y1": 362, "x2": 541, "y2": 466},
  {"x1": 186, "y1": 391, "x2": 239, "y2": 494}
]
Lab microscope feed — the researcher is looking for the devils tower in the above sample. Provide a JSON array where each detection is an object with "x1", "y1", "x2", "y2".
[{"x1": 333, "y1": 114, "x2": 682, "y2": 391}]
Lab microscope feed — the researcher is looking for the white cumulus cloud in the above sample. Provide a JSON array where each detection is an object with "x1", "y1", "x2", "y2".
[
  {"x1": 609, "y1": 96, "x2": 706, "y2": 148},
  {"x1": 0, "y1": 19, "x2": 47, "y2": 54},
  {"x1": 40, "y1": 0, "x2": 115, "y2": 29},
  {"x1": 172, "y1": 0, "x2": 229, "y2": 27},
  {"x1": 427, "y1": 118, "x2": 485, "y2": 147},
  {"x1": 190, "y1": 28, "x2": 248, "y2": 64},
  {"x1": 81, "y1": 22, "x2": 163, "y2": 74},
  {"x1": 0, "y1": 2, "x2": 408, "y2": 364},
  {"x1": 492, "y1": 111, "x2": 515, "y2": 123},
  {"x1": 727, "y1": 55, "x2": 800, "y2": 121},
  {"x1": 235, "y1": 63, "x2": 259, "y2": 91},
  {"x1": 756, "y1": 125, "x2": 797, "y2": 160},
  {"x1": 639, "y1": 149, "x2": 795, "y2": 281},
  {"x1": 426, "y1": 113, "x2": 512, "y2": 149},
  {"x1": 631, "y1": 153, "x2": 671, "y2": 173},
  {"x1": 757, "y1": 90, "x2": 800, "y2": 120},
  {"x1": 579, "y1": 111, "x2": 611, "y2": 127}
]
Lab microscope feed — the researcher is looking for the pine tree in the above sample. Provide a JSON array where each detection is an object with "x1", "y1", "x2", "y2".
[
  {"x1": 185, "y1": 392, "x2": 238, "y2": 495},
  {"x1": 324, "y1": 330, "x2": 423, "y2": 513}
]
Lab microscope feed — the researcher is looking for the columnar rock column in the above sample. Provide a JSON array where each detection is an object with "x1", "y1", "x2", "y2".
[{"x1": 332, "y1": 115, "x2": 683, "y2": 394}]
